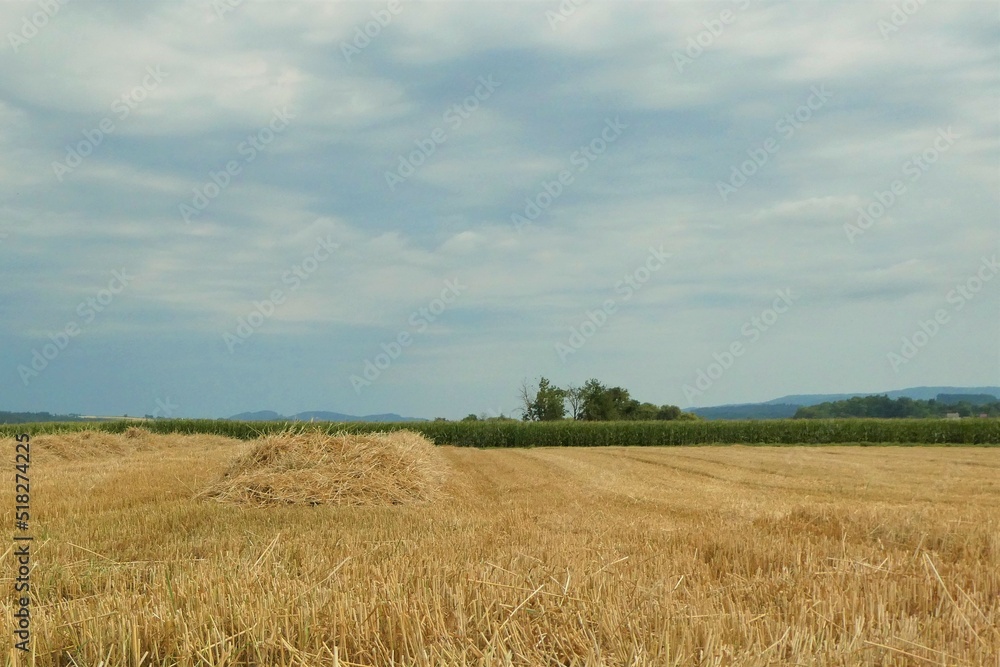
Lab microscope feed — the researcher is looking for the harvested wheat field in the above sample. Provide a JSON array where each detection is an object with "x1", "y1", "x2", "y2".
[{"x1": 2, "y1": 431, "x2": 999, "y2": 666}]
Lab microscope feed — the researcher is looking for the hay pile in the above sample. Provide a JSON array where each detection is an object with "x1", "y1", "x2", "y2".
[
  {"x1": 30, "y1": 428, "x2": 151, "y2": 460},
  {"x1": 197, "y1": 429, "x2": 446, "y2": 506}
]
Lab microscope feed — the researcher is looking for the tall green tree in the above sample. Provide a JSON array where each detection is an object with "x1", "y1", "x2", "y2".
[
  {"x1": 580, "y1": 379, "x2": 612, "y2": 420},
  {"x1": 579, "y1": 380, "x2": 634, "y2": 420},
  {"x1": 565, "y1": 384, "x2": 584, "y2": 420},
  {"x1": 524, "y1": 377, "x2": 567, "y2": 421}
]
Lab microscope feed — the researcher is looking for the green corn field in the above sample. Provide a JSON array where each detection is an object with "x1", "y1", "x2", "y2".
[{"x1": 3, "y1": 417, "x2": 998, "y2": 445}]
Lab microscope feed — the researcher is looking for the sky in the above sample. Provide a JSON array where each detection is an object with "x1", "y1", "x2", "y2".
[{"x1": 1, "y1": 0, "x2": 998, "y2": 420}]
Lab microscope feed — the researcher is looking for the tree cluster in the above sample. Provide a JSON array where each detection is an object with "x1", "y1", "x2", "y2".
[{"x1": 518, "y1": 378, "x2": 698, "y2": 422}]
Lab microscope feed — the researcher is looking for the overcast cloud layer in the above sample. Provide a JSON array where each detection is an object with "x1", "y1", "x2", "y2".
[{"x1": 1, "y1": 0, "x2": 998, "y2": 419}]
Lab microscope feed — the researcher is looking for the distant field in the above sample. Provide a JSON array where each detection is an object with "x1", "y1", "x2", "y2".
[
  {"x1": 2, "y1": 430, "x2": 998, "y2": 665},
  {"x1": 2, "y1": 416, "x2": 999, "y2": 445}
]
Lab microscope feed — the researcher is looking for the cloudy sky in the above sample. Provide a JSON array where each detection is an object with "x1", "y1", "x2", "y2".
[{"x1": 2, "y1": 0, "x2": 997, "y2": 419}]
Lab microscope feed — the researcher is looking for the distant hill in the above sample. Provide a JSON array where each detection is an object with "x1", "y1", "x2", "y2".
[
  {"x1": 227, "y1": 410, "x2": 426, "y2": 423},
  {"x1": 229, "y1": 410, "x2": 285, "y2": 421},
  {"x1": 690, "y1": 386, "x2": 1000, "y2": 420}
]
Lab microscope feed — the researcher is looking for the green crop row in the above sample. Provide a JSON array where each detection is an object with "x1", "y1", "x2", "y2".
[{"x1": 2, "y1": 418, "x2": 999, "y2": 446}]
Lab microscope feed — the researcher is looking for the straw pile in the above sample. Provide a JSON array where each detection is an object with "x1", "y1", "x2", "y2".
[
  {"x1": 197, "y1": 429, "x2": 446, "y2": 506},
  {"x1": 30, "y1": 428, "x2": 151, "y2": 460},
  {"x1": 26, "y1": 426, "x2": 221, "y2": 462}
]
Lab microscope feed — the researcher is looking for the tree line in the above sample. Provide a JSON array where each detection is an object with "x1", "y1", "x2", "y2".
[
  {"x1": 793, "y1": 394, "x2": 1000, "y2": 419},
  {"x1": 0, "y1": 411, "x2": 87, "y2": 424}
]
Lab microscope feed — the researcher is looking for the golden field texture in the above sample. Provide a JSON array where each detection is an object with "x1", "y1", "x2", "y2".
[{"x1": 2, "y1": 429, "x2": 999, "y2": 666}]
